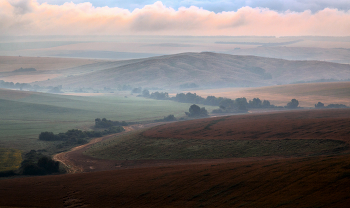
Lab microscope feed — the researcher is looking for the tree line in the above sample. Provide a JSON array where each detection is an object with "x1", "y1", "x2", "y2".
[{"x1": 95, "y1": 118, "x2": 128, "y2": 128}]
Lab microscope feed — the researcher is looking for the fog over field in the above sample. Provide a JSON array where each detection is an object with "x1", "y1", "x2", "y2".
[{"x1": 1, "y1": 0, "x2": 350, "y2": 207}]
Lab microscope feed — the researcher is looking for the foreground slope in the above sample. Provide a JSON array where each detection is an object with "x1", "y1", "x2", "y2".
[
  {"x1": 1, "y1": 154, "x2": 350, "y2": 207},
  {"x1": 38, "y1": 52, "x2": 350, "y2": 89}
]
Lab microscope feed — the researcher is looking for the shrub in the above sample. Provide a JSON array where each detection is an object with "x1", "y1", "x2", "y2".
[
  {"x1": 286, "y1": 99, "x2": 299, "y2": 108},
  {"x1": 39, "y1": 132, "x2": 56, "y2": 141}
]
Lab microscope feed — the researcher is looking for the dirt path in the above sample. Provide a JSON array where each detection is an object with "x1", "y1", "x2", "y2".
[{"x1": 53, "y1": 123, "x2": 166, "y2": 173}]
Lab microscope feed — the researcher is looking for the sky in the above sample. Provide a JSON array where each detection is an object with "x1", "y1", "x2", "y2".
[{"x1": 1, "y1": 0, "x2": 350, "y2": 36}]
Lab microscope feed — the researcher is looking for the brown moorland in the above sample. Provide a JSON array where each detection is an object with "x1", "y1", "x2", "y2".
[
  {"x1": 1, "y1": 154, "x2": 350, "y2": 207},
  {"x1": 143, "y1": 108, "x2": 350, "y2": 143}
]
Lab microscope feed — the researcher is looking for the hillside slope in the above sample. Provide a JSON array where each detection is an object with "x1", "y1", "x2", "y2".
[
  {"x1": 38, "y1": 52, "x2": 350, "y2": 89},
  {"x1": 1, "y1": 154, "x2": 350, "y2": 207}
]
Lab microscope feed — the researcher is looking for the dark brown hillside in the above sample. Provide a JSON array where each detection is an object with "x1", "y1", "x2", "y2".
[
  {"x1": 1, "y1": 154, "x2": 350, "y2": 207},
  {"x1": 143, "y1": 109, "x2": 350, "y2": 143},
  {"x1": 38, "y1": 52, "x2": 350, "y2": 89}
]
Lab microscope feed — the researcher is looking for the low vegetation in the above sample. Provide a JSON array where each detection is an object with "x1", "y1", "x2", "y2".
[
  {"x1": 19, "y1": 150, "x2": 61, "y2": 176},
  {"x1": 94, "y1": 118, "x2": 128, "y2": 128},
  {"x1": 39, "y1": 126, "x2": 124, "y2": 144},
  {"x1": 315, "y1": 101, "x2": 348, "y2": 108},
  {"x1": 0, "y1": 148, "x2": 22, "y2": 172}
]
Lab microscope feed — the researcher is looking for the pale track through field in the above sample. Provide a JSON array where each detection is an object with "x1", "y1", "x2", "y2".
[{"x1": 53, "y1": 123, "x2": 166, "y2": 173}]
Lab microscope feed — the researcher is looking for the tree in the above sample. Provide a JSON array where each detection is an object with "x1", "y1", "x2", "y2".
[
  {"x1": 249, "y1": 98, "x2": 262, "y2": 108},
  {"x1": 315, "y1": 102, "x2": 324, "y2": 108},
  {"x1": 189, "y1": 104, "x2": 201, "y2": 116},
  {"x1": 39, "y1": 132, "x2": 56, "y2": 141},
  {"x1": 262, "y1": 100, "x2": 271, "y2": 108},
  {"x1": 186, "y1": 104, "x2": 208, "y2": 117},
  {"x1": 163, "y1": 114, "x2": 176, "y2": 121},
  {"x1": 131, "y1": 87, "x2": 142, "y2": 94},
  {"x1": 286, "y1": 99, "x2": 299, "y2": 108},
  {"x1": 142, "y1": 89, "x2": 150, "y2": 97},
  {"x1": 235, "y1": 97, "x2": 248, "y2": 110}
]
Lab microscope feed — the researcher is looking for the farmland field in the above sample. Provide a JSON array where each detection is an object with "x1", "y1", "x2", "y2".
[
  {"x1": 87, "y1": 109, "x2": 350, "y2": 161},
  {"x1": 1, "y1": 153, "x2": 350, "y2": 207},
  {"x1": 1, "y1": 108, "x2": 350, "y2": 207},
  {"x1": 0, "y1": 89, "x2": 214, "y2": 152}
]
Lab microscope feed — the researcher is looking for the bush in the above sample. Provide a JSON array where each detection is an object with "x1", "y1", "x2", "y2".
[
  {"x1": 0, "y1": 170, "x2": 16, "y2": 177},
  {"x1": 21, "y1": 154, "x2": 60, "y2": 176},
  {"x1": 39, "y1": 132, "x2": 56, "y2": 141},
  {"x1": 315, "y1": 102, "x2": 325, "y2": 108},
  {"x1": 286, "y1": 99, "x2": 299, "y2": 108},
  {"x1": 22, "y1": 164, "x2": 46, "y2": 175},
  {"x1": 326, "y1": 104, "x2": 348, "y2": 108},
  {"x1": 186, "y1": 104, "x2": 208, "y2": 117}
]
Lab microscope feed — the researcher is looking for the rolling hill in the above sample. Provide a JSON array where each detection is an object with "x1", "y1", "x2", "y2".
[{"x1": 37, "y1": 52, "x2": 350, "y2": 89}]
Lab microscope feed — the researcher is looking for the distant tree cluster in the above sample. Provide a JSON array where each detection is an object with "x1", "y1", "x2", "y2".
[
  {"x1": 0, "y1": 80, "x2": 62, "y2": 93},
  {"x1": 95, "y1": 118, "x2": 128, "y2": 128},
  {"x1": 39, "y1": 126, "x2": 124, "y2": 144},
  {"x1": 141, "y1": 90, "x2": 169, "y2": 100},
  {"x1": 185, "y1": 104, "x2": 208, "y2": 117},
  {"x1": 286, "y1": 99, "x2": 299, "y2": 109},
  {"x1": 315, "y1": 102, "x2": 348, "y2": 109},
  {"x1": 155, "y1": 114, "x2": 177, "y2": 122},
  {"x1": 132, "y1": 87, "x2": 142, "y2": 94}
]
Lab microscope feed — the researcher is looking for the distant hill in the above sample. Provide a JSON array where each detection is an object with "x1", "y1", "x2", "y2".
[
  {"x1": 13, "y1": 67, "x2": 36, "y2": 72},
  {"x1": 38, "y1": 52, "x2": 350, "y2": 89}
]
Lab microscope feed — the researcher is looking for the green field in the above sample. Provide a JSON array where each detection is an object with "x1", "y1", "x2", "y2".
[
  {"x1": 86, "y1": 130, "x2": 348, "y2": 160},
  {"x1": 0, "y1": 89, "x2": 215, "y2": 152},
  {"x1": 0, "y1": 148, "x2": 22, "y2": 172}
]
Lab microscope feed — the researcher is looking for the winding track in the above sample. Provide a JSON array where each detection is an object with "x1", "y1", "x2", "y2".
[{"x1": 53, "y1": 123, "x2": 164, "y2": 173}]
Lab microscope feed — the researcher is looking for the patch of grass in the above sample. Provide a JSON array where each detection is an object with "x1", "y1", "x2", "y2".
[
  {"x1": 86, "y1": 131, "x2": 348, "y2": 160},
  {"x1": 0, "y1": 89, "x2": 215, "y2": 152},
  {"x1": 0, "y1": 148, "x2": 22, "y2": 172}
]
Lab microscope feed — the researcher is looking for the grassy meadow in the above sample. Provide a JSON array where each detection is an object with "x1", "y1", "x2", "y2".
[{"x1": 0, "y1": 89, "x2": 214, "y2": 152}]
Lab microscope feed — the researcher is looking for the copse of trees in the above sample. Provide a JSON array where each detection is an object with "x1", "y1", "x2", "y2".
[
  {"x1": 39, "y1": 126, "x2": 125, "y2": 145},
  {"x1": 95, "y1": 118, "x2": 128, "y2": 128},
  {"x1": 131, "y1": 87, "x2": 142, "y2": 94},
  {"x1": 315, "y1": 102, "x2": 348, "y2": 109},
  {"x1": 315, "y1": 102, "x2": 325, "y2": 108},
  {"x1": 286, "y1": 99, "x2": 299, "y2": 108},
  {"x1": 185, "y1": 104, "x2": 208, "y2": 117},
  {"x1": 19, "y1": 150, "x2": 60, "y2": 176},
  {"x1": 142, "y1": 89, "x2": 150, "y2": 97},
  {"x1": 155, "y1": 114, "x2": 177, "y2": 122},
  {"x1": 149, "y1": 91, "x2": 169, "y2": 100}
]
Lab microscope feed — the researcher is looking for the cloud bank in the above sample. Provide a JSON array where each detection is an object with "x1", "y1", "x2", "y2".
[
  {"x1": 1, "y1": 0, "x2": 350, "y2": 36},
  {"x1": 36, "y1": 0, "x2": 350, "y2": 13}
]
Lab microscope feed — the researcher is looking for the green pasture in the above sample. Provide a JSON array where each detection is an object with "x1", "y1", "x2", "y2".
[
  {"x1": 86, "y1": 130, "x2": 348, "y2": 160},
  {"x1": 0, "y1": 89, "x2": 215, "y2": 151}
]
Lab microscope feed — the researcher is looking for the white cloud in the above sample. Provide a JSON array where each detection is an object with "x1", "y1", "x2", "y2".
[{"x1": 1, "y1": 0, "x2": 350, "y2": 36}]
